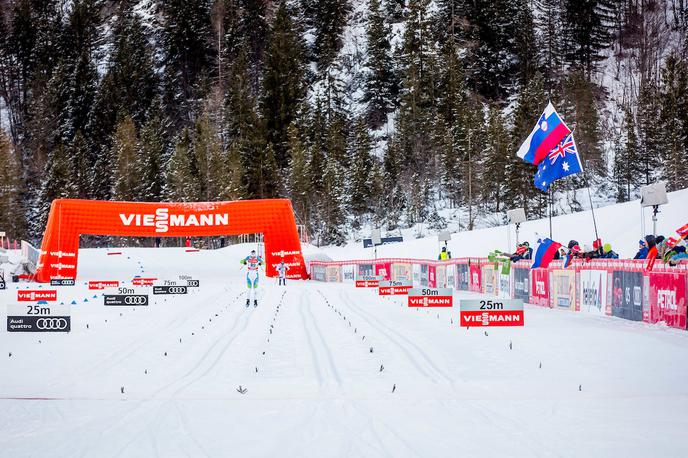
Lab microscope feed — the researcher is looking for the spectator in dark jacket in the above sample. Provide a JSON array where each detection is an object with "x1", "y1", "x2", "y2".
[
  {"x1": 634, "y1": 239, "x2": 648, "y2": 259},
  {"x1": 601, "y1": 243, "x2": 619, "y2": 259},
  {"x1": 509, "y1": 242, "x2": 532, "y2": 262}
]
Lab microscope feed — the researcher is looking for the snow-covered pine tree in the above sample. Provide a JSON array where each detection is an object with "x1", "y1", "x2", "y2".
[
  {"x1": 317, "y1": 152, "x2": 347, "y2": 245},
  {"x1": 287, "y1": 123, "x2": 312, "y2": 231},
  {"x1": 306, "y1": 0, "x2": 350, "y2": 72},
  {"x1": 161, "y1": 0, "x2": 213, "y2": 125},
  {"x1": 36, "y1": 143, "x2": 76, "y2": 232},
  {"x1": 111, "y1": 116, "x2": 141, "y2": 201},
  {"x1": 658, "y1": 53, "x2": 688, "y2": 191},
  {"x1": 506, "y1": 74, "x2": 547, "y2": 217},
  {"x1": 613, "y1": 106, "x2": 642, "y2": 202},
  {"x1": 561, "y1": 0, "x2": 612, "y2": 78},
  {"x1": 636, "y1": 82, "x2": 663, "y2": 186},
  {"x1": 481, "y1": 106, "x2": 510, "y2": 213},
  {"x1": 363, "y1": 0, "x2": 397, "y2": 129},
  {"x1": 165, "y1": 129, "x2": 194, "y2": 201},
  {"x1": 69, "y1": 131, "x2": 90, "y2": 199},
  {"x1": 348, "y1": 118, "x2": 374, "y2": 222},
  {"x1": 137, "y1": 98, "x2": 169, "y2": 202},
  {"x1": 261, "y1": 1, "x2": 308, "y2": 170},
  {"x1": 0, "y1": 130, "x2": 26, "y2": 238}
]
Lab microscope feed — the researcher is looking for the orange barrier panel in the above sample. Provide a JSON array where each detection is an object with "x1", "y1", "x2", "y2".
[{"x1": 34, "y1": 199, "x2": 307, "y2": 282}]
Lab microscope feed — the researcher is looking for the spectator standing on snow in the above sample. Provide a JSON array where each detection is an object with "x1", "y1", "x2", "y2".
[{"x1": 438, "y1": 246, "x2": 451, "y2": 260}]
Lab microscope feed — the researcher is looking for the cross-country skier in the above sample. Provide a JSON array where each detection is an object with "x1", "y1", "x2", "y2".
[
  {"x1": 276, "y1": 260, "x2": 289, "y2": 286},
  {"x1": 240, "y1": 250, "x2": 264, "y2": 307}
]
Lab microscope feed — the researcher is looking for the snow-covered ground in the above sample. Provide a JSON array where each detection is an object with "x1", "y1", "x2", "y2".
[
  {"x1": 323, "y1": 188, "x2": 688, "y2": 260},
  {"x1": 1, "y1": 241, "x2": 688, "y2": 457}
]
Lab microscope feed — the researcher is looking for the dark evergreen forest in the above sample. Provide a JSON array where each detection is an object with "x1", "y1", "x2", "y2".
[{"x1": 0, "y1": 0, "x2": 686, "y2": 244}]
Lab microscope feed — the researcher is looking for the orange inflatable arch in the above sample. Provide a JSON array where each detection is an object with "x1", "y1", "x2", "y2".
[{"x1": 34, "y1": 199, "x2": 308, "y2": 282}]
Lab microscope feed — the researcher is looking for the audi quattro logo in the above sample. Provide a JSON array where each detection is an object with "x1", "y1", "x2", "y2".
[
  {"x1": 36, "y1": 318, "x2": 69, "y2": 330},
  {"x1": 104, "y1": 295, "x2": 149, "y2": 306},
  {"x1": 119, "y1": 208, "x2": 229, "y2": 233},
  {"x1": 124, "y1": 296, "x2": 147, "y2": 305},
  {"x1": 153, "y1": 286, "x2": 187, "y2": 294}
]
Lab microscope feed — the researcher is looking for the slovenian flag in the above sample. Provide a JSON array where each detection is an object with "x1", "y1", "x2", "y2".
[
  {"x1": 517, "y1": 102, "x2": 571, "y2": 166},
  {"x1": 531, "y1": 238, "x2": 562, "y2": 269}
]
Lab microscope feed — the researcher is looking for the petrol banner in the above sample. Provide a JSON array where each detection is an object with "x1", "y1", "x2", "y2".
[{"x1": 648, "y1": 272, "x2": 687, "y2": 329}]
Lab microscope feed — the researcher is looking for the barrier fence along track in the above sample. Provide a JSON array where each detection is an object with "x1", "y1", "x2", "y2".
[{"x1": 310, "y1": 258, "x2": 688, "y2": 330}]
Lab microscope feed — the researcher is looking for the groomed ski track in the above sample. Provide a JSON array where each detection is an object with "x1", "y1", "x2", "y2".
[{"x1": 1, "y1": 246, "x2": 688, "y2": 457}]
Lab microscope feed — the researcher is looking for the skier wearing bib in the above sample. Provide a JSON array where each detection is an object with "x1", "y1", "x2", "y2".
[
  {"x1": 240, "y1": 250, "x2": 264, "y2": 307},
  {"x1": 276, "y1": 260, "x2": 290, "y2": 286}
]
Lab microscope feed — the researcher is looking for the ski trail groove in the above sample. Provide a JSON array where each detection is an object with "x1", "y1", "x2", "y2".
[{"x1": 337, "y1": 289, "x2": 455, "y2": 385}]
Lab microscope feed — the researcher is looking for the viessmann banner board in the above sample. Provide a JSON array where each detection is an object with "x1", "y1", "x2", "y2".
[
  {"x1": 7, "y1": 304, "x2": 71, "y2": 332},
  {"x1": 460, "y1": 299, "x2": 524, "y2": 327},
  {"x1": 408, "y1": 288, "x2": 453, "y2": 307},
  {"x1": 356, "y1": 276, "x2": 382, "y2": 288},
  {"x1": 378, "y1": 280, "x2": 413, "y2": 295}
]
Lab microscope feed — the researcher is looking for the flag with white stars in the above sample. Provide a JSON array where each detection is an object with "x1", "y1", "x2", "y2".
[{"x1": 533, "y1": 133, "x2": 583, "y2": 192}]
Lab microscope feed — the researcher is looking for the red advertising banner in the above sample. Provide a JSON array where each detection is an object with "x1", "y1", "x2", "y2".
[
  {"x1": 355, "y1": 279, "x2": 380, "y2": 288},
  {"x1": 530, "y1": 268, "x2": 550, "y2": 307},
  {"x1": 648, "y1": 272, "x2": 687, "y2": 330},
  {"x1": 408, "y1": 288, "x2": 453, "y2": 307},
  {"x1": 132, "y1": 277, "x2": 157, "y2": 286},
  {"x1": 375, "y1": 262, "x2": 391, "y2": 281},
  {"x1": 408, "y1": 296, "x2": 453, "y2": 307},
  {"x1": 460, "y1": 311, "x2": 525, "y2": 327},
  {"x1": 17, "y1": 290, "x2": 57, "y2": 302},
  {"x1": 88, "y1": 281, "x2": 120, "y2": 290},
  {"x1": 459, "y1": 298, "x2": 524, "y2": 327},
  {"x1": 379, "y1": 285, "x2": 412, "y2": 295},
  {"x1": 469, "y1": 263, "x2": 482, "y2": 292},
  {"x1": 428, "y1": 265, "x2": 437, "y2": 288}
]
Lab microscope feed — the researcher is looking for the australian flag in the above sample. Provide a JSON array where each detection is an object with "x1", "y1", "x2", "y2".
[{"x1": 534, "y1": 133, "x2": 583, "y2": 192}]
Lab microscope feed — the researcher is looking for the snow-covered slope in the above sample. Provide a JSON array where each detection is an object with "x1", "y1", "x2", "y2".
[
  {"x1": 1, "y1": 241, "x2": 688, "y2": 456},
  {"x1": 323, "y1": 188, "x2": 688, "y2": 261}
]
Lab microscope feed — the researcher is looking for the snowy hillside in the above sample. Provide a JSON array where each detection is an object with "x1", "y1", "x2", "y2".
[
  {"x1": 323, "y1": 187, "x2": 688, "y2": 260},
  {"x1": 2, "y1": 226, "x2": 688, "y2": 456}
]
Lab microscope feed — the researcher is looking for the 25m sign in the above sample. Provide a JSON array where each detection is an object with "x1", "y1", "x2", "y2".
[{"x1": 460, "y1": 298, "x2": 524, "y2": 327}]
